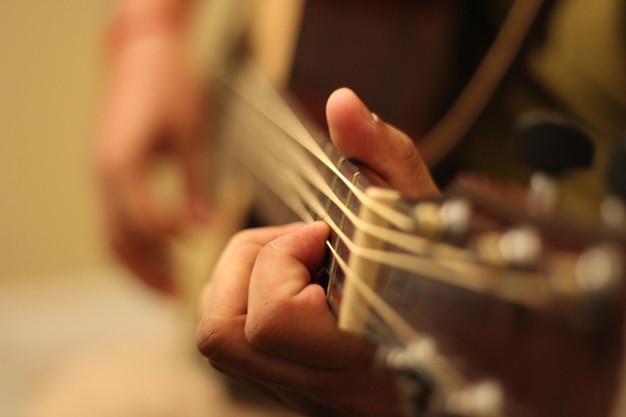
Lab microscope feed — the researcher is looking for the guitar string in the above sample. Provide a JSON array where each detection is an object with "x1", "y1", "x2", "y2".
[
  {"x1": 261, "y1": 138, "x2": 549, "y2": 309},
  {"x1": 221, "y1": 63, "x2": 416, "y2": 232},
  {"x1": 229, "y1": 114, "x2": 469, "y2": 386},
  {"x1": 221, "y1": 96, "x2": 444, "y2": 340},
  {"x1": 220, "y1": 70, "x2": 552, "y2": 310},
  {"x1": 222, "y1": 87, "x2": 551, "y2": 407},
  {"x1": 224, "y1": 116, "x2": 429, "y2": 357},
  {"x1": 328, "y1": 243, "x2": 470, "y2": 392},
  {"x1": 218, "y1": 69, "x2": 557, "y2": 402},
  {"x1": 221, "y1": 66, "x2": 477, "y2": 258}
]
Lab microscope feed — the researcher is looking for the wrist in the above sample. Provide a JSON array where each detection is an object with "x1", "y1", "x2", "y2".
[{"x1": 105, "y1": 0, "x2": 191, "y2": 61}]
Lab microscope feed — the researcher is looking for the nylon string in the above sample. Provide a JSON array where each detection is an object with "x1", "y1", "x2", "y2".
[{"x1": 218, "y1": 64, "x2": 551, "y2": 310}]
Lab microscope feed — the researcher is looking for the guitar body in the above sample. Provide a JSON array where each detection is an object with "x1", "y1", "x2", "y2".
[{"x1": 196, "y1": 1, "x2": 626, "y2": 416}]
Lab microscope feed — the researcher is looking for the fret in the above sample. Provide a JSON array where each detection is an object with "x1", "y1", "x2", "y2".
[
  {"x1": 325, "y1": 157, "x2": 346, "y2": 304},
  {"x1": 339, "y1": 187, "x2": 401, "y2": 337},
  {"x1": 322, "y1": 156, "x2": 343, "y2": 223},
  {"x1": 218, "y1": 65, "x2": 622, "y2": 313},
  {"x1": 327, "y1": 168, "x2": 364, "y2": 310}
]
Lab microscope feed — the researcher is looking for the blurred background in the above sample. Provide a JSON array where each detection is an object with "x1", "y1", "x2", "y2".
[
  {"x1": 1, "y1": 0, "x2": 108, "y2": 280},
  {"x1": 0, "y1": 1, "x2": 298, "y2": 415},
  {"x1": 0, "y1": 1, "x2": 198, "y2": 415}
]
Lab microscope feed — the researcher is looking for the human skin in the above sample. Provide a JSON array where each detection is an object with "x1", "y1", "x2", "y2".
[
  {"x1": 95, "y1": 0, "x2": 206, "y2": 293},
  {"x1": 195, "y1": 89, "x2": 440, "y2": 417}
]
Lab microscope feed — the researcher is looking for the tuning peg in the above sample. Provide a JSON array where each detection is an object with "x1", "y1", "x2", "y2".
[
  {"x1": 474, "y1": 226, "x2": 542, "y2": 269},
  {"x1": 601, "y1": 136, "x2": 626, "y2": 227},
  {"x1": 509, "y1": 111, "x2": 595, "y2": 214},
  {"x1": 379, "y1": 340, "x2": 504, "y2": 417},
  {"x1": 413, "y1": 198, "x2": 471, "y2": 242}
]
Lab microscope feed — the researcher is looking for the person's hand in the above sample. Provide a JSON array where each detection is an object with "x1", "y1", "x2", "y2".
[
  {"x1": 326, "y1": 88, "x2": 439, "y2": 200},
  {"x1": 197, "y1": 222, "x2": 406, "y2": 417},
  {"x1": 195, "y1": 88, "x2": 439, "y2": 416},
  {"x1": 95, "y1": 14, "x2": 208, "y2": 294}
]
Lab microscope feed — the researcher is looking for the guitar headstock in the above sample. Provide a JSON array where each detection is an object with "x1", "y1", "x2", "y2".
[
  {"x1": 332, "y1": 171, "x2": 626, "y2": 417},
  {"x1": 216, "y1": 61, "x2": 626, "y2": 417}
]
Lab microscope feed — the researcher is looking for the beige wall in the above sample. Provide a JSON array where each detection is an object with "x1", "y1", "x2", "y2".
[{"x1": 0, "y1": 1, "x2": 112, "y2": 279}]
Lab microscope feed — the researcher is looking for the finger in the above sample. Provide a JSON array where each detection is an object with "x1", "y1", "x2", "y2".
[
  {"x1": 196, "y1": 228, "x2": 338, "y2": 391},
  {"x1": 199, "y1": 223, "x2": 308, "y2": 320},
  {"x1": 326, "y1": 88, "x2": 440, "y2": 199},
  {"x1": 104, "y1": 203, "x2": 175, "y2": 294},
  {"x1": 98, "y1": 143, "x2": 177, "y2": 242},
  {"x1": 170, "y1": 80, "x2": 211, "y2": 225},
  {"x1": 96, "y1": 60, "x2": 181, "y2": 239},
  {"x1": 98, "y1": 148, "x2": 182, "y2": 294},
  {"x1": 210, "y1": 223, "x2": 307, "y2": 280},
  {"x1": 113, "y1": 235, "x2": 173, "y2": 293},
  {"x1": 245, "y1": 222, "x2": 374, "y2": 368},
  {"x1": 197, "y1": 312, "x2": 334, "y2": 394},
  {"x1": 125, "y1": 161, "x2": 182, "y2": 233},
  {"x1": 208, "y1": 344, "x2": 403, "y2": 417},
  {"x1": 180, "y1": 151, "x2": 210, "y2": 224}
]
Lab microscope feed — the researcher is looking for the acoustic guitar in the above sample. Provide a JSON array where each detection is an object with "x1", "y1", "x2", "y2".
[
  {"x1": 205, "y1": 58, "x2": 626, "y2": 417},
  {"x1": 187, "y1": 1, "x2": 626, "y2": 416}
]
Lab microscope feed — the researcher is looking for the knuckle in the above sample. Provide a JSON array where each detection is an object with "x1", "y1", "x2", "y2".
[
  {"x1": 195, "y1": 316, "x2": 228, "y2": 359},
  {"x1": 232, "y1": 242, "x2": 263, "y2": 264},
  {"x1": 244, "y1": 319, "x2": 272, "y2": 350},
  {"x1": 395, "y1": 131, "x2": 420, "y2": 162},
  {"x1": 255, "y1": 239, "x2": 281, "y2": 262},
  {"x1": 245, "y1": 301, "x2": 288, "y2": 351},
  {"x1": 229, "y1": 229, "x2": 260, "y2": 247}
]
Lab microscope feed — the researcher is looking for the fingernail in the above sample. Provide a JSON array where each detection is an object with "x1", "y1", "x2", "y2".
[{"x1": 308, "y1": 220, "x2": 330, "y2": 235}]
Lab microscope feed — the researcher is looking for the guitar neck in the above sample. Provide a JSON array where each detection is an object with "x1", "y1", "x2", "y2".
[{"x1": 212, "y1": 60, "x2": 626, "y2": 417}]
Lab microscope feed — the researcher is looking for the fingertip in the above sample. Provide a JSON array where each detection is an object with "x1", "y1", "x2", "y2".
[
  {"x1": 326, "y1": 87, "x2": 357, "y2": 111},
  {"x1": 277, "y1": 221, "x2": 328, "y2": 239},
  {"x1": 326, "y1": 87, "x2": 373, "y2": 129},
  {"x1": 294, "y1": 221, "x2": 330, "y2": 246},
  {"x1": 313, "y1": 220, "x2": 331, "y2": 242},
  {"x1": 327, "y1": 89, "x2": 379, "y2": 162},
  {"x1": 258, "y1": 221, "x2": 330, "y2": 276},
  {"x1": 295, "y1": 281, "x2": 329, "y2": 310}
]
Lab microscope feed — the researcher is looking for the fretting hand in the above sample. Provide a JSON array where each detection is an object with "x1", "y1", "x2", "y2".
[{"x1": 196, "y1": 89, "x2": 440, "y2": 416}]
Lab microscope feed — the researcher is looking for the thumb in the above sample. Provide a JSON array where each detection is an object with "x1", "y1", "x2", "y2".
[{"x1": 326, "y1": 88, "x2": 440, "y2": 199}]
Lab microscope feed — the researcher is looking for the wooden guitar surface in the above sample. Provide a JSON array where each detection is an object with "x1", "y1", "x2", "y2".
[{"x1": 207, "y1": 61, "x2": 626, "y2": 417}]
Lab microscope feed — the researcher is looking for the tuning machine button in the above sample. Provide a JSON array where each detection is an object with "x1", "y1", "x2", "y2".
[
  {"x1": 509, "y1": 111, "x2": 595, "y2": 214},
  {"x1": 575, "y1": 244, "x2": 624, "y2": 294},
  {"x1": 549, "y1": 242, "x2": 624, "y2": 336},
  {"x1": 378, "y1": 339, "x2": 440, "y2": 416},
  {"x1": 379, "y1": 340, "x2": 504, "y2": 417},
  {"x1": 413, "y1": 198, "x2": 471, "y2": 242},
  {"x1": 474, "y1": 226, "x2": 542, "y2": 269},
  {"x1": 443, "y1": 380, "x2": 504, "y2": 417}
]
